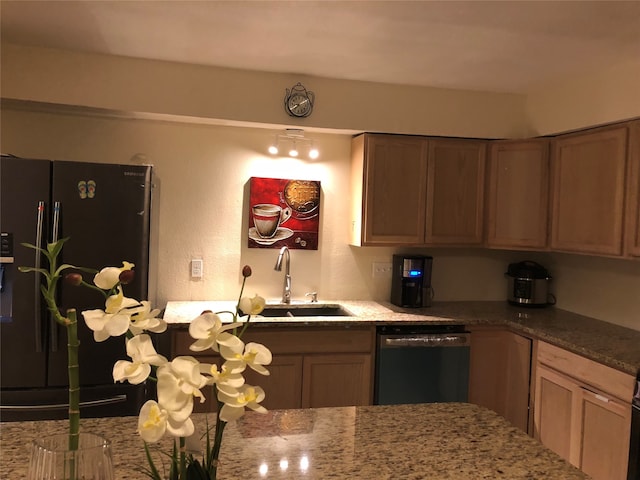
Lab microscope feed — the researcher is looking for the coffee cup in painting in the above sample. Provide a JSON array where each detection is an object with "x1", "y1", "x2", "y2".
[{"x1": 252, "y1": 204, "x2": 292, "y2": 238}]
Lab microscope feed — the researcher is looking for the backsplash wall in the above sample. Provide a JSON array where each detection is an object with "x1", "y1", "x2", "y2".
[{"x1": 1, "y1": 107, "x2": 639, "y2": 331}]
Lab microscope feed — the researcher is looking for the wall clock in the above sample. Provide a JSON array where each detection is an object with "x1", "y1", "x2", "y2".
[{"x1": 284, "y1": 82, "x2": 315, "y2": 118}]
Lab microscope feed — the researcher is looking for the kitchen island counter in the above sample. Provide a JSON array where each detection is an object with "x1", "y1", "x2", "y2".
[
  {"x1": 164, "y1": 300, "x2": 640, "y2": 376},
  {"x1": 0, "y1": 403, "x2": 586, "y2": 479}
]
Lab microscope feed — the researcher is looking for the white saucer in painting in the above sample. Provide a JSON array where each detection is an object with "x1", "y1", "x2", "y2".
[{"x1": 249, "y1": 227, "x2": 293, "y2": 245}]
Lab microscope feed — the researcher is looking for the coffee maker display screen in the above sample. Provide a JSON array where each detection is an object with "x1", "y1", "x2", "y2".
[{"x1": 408, "y1": 270, "x2": 422, "y2": 277}]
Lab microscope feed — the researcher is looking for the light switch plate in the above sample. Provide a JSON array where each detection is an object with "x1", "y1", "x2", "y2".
[
  {"x1": 372, "y1": 262, "x2": 392, "y2": 278},
  {"x1": 191, "y1": 258, "x2": 203, "y2": 278}
]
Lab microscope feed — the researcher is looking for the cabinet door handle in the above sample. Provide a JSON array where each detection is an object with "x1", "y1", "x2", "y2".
[
  {"x1": 594, "y1": 393, "x2": 610, "y2": 403},
  {"x1": 583, "y1": 387, "x2": 611, "y2": 403}
]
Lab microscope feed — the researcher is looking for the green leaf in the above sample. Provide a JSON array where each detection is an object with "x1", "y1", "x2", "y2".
[
  {"x1": 47, "y1": 237, "x2": 69, "y2": 258},
  {"x1": 142, "y1": 442, "x2": 163, "y2": 480},
  {"x1": 20, "y1": 241, "x2": 44, "y2": 252},
  {"x1": 186, "y1": 459, "x2": 210, "y2": 480},
  {"x1": 53, "y1": 263, "x2": 81, "y2": 277},
  {"x1": 17, "y1": 266, "x2": 49, "y2": 276}
]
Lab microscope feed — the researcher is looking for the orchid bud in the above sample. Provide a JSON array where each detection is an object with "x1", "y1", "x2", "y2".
[
  {"x1": 119, "y1": 269, "x2": 135, "y2": 285},
  {"x1": 242, "y1": 265, "x2": 252, "y2": 278},
  {"x1": 65, "y1": 273, "x2": 83, "y2": 287}
]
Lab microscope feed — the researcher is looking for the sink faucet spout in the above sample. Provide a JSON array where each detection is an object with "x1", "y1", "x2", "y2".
[{"x1": 274, "y1": 246, "x2": 291, "y2": 304}]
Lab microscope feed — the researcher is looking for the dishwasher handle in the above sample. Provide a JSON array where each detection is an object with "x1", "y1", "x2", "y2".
[{"x1": 380, "y1": 333, "x2": 470, "y2": 348}]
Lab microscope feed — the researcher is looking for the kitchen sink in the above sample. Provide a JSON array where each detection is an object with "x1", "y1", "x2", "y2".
[{"x1": 258, "y1": 304, "x2": 353, "y2": 318}]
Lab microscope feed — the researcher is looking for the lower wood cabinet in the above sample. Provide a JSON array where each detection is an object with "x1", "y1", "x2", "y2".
[
  {"x1": 171, "y1": 326, "x2": 375, "y2": 413},
  {"x1": 468, "y1": 327, "x2": 532, "y2": 432},
  {"x1": 302, "y1": 353, "x2": 372, "y2": 408},
  {"x1": 534, "y1": 341, "x2": 634, "y2": 480}
]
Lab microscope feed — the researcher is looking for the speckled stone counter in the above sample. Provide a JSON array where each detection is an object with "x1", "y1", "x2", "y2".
[
  {"x1": 164, "y1": 300, "x2": 640, "y2": 376},
  {"x1": 0, "y1": 403, "x2": 587, "y2": 479}
]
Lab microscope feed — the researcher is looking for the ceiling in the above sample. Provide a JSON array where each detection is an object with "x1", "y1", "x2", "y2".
[{"x1": 1, "y1": 0, "x2": 639, "y2": 94}]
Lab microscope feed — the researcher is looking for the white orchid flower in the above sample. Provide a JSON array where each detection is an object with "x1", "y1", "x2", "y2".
[
  {"x1": 199, "y1": 361, "x2": 245, "y2": 391},
  {"x1": 113, "y1": 334, "x2": 167, "y2": 384},
  {"x1": 219, "y1": 339, "x2": 272, "y2": 376},
  {"x1": 82, "y1": 287, "x2": 139, "y2": 342},
  {"x1": 129, "y1": 301, "x2": 167, "y2": 336},
  {"x1": 93, "y1": 261, "x2": 135, "y2": 290},
  {"x1": 238, "y1": 294, "x2": 266, "y2": 316},
  {"x1": 188, "y1": 311, "x2": 240, "y2": 352},
  {"x1": 138, "y1": 400, "x2": 167, "y2": 443},
  {"x1": 137, "y1": 399, "x2": 194, "y2": 443},
  {"x1": 217, "y1": 384, "x2": 267, "y2": 422},
  {"x1": 159, "y1": 356, "x2": 208, "y2": 404},
  {"x1": 105, "y1": 287, "x2": 140, "y2": 314}
]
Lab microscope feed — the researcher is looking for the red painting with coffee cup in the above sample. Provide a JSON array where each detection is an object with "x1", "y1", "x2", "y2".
[{"x1": 248, "y1": 177, "x2": 321, "y2": 249}]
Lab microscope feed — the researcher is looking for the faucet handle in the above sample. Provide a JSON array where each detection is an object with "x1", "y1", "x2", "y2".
[{"x1": 305, "y1": 291, "x2": 318, "y2": 303}]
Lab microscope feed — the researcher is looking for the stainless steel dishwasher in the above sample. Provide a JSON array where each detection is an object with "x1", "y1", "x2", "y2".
[{"x1": 374, "y1": 325, "x2": 470, "y2": 405}]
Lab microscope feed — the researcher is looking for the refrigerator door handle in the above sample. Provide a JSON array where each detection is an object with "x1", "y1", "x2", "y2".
[
  {"x1": 50, "y1": 201, "x2": 61, "y2": 352},
  {"x1": 34, "y1": 201, "x2": 46, "y2": 353},
  {"x1": 0, "y1": 394, "x2": 128, "y2": 412},
  {"x1": 51, "y1": 201, "x2": 61, "y2": 243}
]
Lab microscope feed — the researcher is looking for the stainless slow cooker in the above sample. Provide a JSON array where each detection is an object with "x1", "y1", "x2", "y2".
[{"x1": 505, "y1": 261, "x2": 555, "y2": 307}]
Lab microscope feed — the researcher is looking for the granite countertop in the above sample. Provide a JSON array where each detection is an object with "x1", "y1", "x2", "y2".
[
  {"x1": 164, "y1": 299, "x2": 640, "y2": 376},
  {"x1": 0, "y1": 403, "x2": 587, "y2": 479}
]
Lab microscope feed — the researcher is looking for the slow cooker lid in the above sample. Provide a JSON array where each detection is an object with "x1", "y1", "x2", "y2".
[{"x1": 506, "y1": 261, "x2": 550, "y2": 279}]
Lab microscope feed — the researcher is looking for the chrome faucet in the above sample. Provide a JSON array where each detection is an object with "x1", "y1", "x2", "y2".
[{"x1": 274, "y1": 246, "x2": 291, "y2": 304}]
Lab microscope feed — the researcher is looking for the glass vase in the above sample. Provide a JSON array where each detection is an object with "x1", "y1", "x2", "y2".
[{"x1": 27, "y1": 432, "x2": 114, "y2": 480}]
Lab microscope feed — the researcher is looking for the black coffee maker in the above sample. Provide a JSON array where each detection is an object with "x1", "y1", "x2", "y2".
[{"x1": 390, "y1": 254, "x2": 433, "y2": 308}]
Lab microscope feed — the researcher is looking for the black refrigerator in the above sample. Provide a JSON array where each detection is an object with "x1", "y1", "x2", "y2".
[{"x1": 0, "y1": 155, "x2": 153, "y2": 421}]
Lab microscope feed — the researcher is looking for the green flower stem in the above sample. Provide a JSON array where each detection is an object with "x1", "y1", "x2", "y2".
[
  {"x1": 179, "y1": 437, "x2": 186, "y2": 478},
  {"x1": 66, "y1": 309, "x2": 81, "y2": 452},
  {"x1": 210, "y1": 397, "x2": 228, "y2": 479}
]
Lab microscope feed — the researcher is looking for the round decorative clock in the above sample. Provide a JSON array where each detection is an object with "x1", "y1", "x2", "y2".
[{"x1": 284, "y1": 82, "x2": 315, "y2": 118}]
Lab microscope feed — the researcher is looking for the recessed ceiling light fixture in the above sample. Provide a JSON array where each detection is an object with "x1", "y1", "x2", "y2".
[{"x1": 268, "y1": 129, "x2": 319, "y2": 160}]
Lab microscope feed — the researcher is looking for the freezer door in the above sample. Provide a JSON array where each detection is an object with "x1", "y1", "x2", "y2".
[
  {"x1": 0, "y1": 156, "x2": 51, "y2": 389},
  {"x1": 47, "y1": 161, "x2": 152, "y2": 387}
]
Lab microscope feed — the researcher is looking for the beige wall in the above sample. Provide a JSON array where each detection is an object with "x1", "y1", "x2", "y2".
[
  {"x1": 1, "y1": 43, "x2": 639, "y2": 331},
  {"x1": 526, "y1": 58, "x2": 640, "y2": 136},
  {"x1": 1, "y1": 43, "x2": 528, "y2": 138}
]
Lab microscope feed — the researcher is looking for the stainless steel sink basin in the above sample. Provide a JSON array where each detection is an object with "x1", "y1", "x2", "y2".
[{"x1": 258, "y1": 304, "x2": 353, "y2": 318}]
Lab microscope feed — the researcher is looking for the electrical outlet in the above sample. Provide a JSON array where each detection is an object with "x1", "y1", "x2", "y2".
[
  {"x1": 191, "y1": 258, "x2": 203, "y2": 278},
  {"x1": 372, "y1": 262, "x2": 392, "y2": 278}
]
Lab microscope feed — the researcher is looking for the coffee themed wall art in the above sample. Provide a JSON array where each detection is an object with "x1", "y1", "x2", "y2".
[{"x1": 248, "y1": 177, "x2": 320, "y2": 249}]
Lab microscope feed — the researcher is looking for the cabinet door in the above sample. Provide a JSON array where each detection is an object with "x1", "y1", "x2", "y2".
[
  {"x1": 354, "y1": 134, "x2": 428, "y2": 245},
  {"x1": 534, "y1": 364, "x2": 581, "y2": 466},
  {"x1": 243, "y1": 354, "x2": 303, "y2": 410},
  {"x1": 486, "y1": 140, "x2": 549, "y2": 249},
  {"x1": 625, "y1": 119, "x2": 640, "y2": 257},
  {"x1": 425, "y1": 139, "x2": 486, "y2": 245},
  {"x1": 190, "y1": 354, "x2": 303, "y2": 413},
  {"x1": 468, "y1": 329, "x2": 531, "y2": 432},
  {"x1": 550, "y1": 126, "x2": 628, "y2": 255},
  {"x1": 301, "y1": 353, "x2": 372, "y2": 408},
  {"x1": 580, "y1": 389, "x2": 632, "y2": 480}
]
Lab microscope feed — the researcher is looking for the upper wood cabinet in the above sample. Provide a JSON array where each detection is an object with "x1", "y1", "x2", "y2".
[
  {"x1": 550, "y1": 126, "x2": 628, "y2": 256},
  {"x1": 350, "y1": 134, "x2": 428, "y2": 245},
  {"x1": 485, "y1": 139, "x2": 550, "y2": 250},
  {"x1": 425, "y1": 138, "x2": 486, "y2": 245},
  {"x1": 350, "y1": 133, "x2": 486, "y2": 246},
  {"x1": 625, "y1": 119, "x2": 640, "y2": 257}
]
